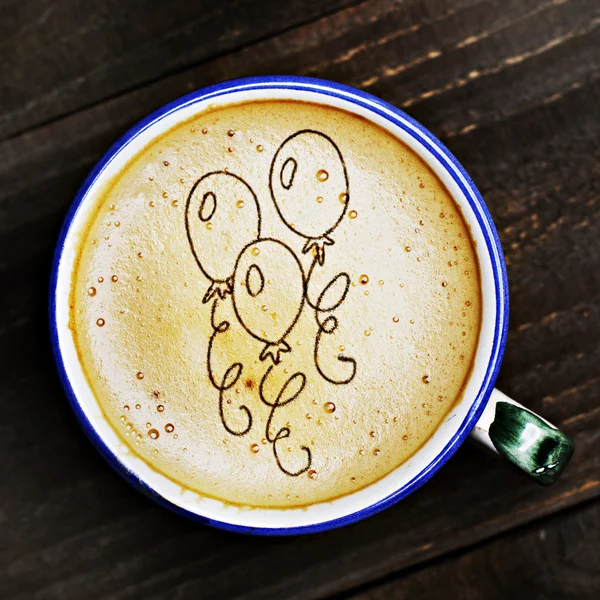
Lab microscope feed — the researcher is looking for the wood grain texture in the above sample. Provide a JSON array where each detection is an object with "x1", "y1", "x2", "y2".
[
  {"x1": 0, "y1": 0, "x2": 599, "y2": 598},
  {"x1": 348, "y1": 500, "x2": 600, "y2": 600},
  {"x1": 0, "y1": 0, "x2": 358, "y2": 139}
]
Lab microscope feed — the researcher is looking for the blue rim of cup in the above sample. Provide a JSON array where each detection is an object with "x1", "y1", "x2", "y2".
[{"x1": 49, "y1": 75, "x2": 509, "y2": 536}]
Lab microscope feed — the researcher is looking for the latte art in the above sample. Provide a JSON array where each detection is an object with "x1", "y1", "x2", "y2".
[
  {"x1": 71, "y1": 100, "x2": 481, "y2": 507},
  {"x1": 186, "y1": 130, "x2": 356, "y2": 477}
]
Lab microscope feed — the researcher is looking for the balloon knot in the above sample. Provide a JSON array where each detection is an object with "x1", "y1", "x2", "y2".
[
  {"x1": 302, "y1": 236, "x2": 334, "y2": 266},
  {"x1": 259, "y1": 340, "x2": 292, "y2": 364},
  {"x1": 202, "y1": 279, "x2": 233, "y2": 304}
]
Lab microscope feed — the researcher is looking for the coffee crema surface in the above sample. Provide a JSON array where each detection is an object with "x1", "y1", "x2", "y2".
[{"x1": 71, "y1": 100, "x2": 481, "y2": 507}]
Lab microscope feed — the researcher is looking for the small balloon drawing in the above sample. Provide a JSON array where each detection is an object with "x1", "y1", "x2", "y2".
[
  {"x1": 269, "y1": 130, "x2": 349, "y2": 265},
  {"x1": 232, "y1": 238, "x2": 305, "y2": 365},
  {"x1": 185, "y1": 171, "x2": 261, "y2": 303}
]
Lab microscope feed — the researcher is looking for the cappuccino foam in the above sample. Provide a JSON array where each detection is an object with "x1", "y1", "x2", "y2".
[{"x1": 70, "y1": 100, "x2": 481, "y2": 507}]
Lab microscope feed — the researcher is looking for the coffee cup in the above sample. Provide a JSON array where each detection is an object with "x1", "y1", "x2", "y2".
[{"x1": 50, "y1": 76, "x2": 574, "y2": 535}]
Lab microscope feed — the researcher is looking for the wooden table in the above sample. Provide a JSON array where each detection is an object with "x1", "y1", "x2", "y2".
[{"x1": 1, "y1": 1, "x2": 599, "y2": 598}]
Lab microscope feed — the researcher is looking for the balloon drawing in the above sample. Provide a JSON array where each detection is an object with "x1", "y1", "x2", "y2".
[
  {"x1": 232, "y1": 238, "x2": 305, "y2": 365},
  {"x1": 185, "y1": 171, "x2": 261, "y2": 303},
  {"x1": 269, "y1": 130, "x2": 349, "y2": 265},
  {"x1": 185, "y1": 130, "x2": 358, "y2": 477}
]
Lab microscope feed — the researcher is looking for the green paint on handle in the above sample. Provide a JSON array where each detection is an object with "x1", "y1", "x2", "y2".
[{"x1": 489, "y1": 402, "x2": 574, "y2": 485}]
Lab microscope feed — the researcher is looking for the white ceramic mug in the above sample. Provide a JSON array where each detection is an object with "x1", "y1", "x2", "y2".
[{"x1": 50, "y1": 76, "x2": 574, "y2": 535}]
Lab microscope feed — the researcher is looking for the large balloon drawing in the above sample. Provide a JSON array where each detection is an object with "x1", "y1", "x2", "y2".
[
  {"x1": 269, "y1": 130, "x2": 349, "y2": 265},
  {"x1": 232, "y1": 238, "x2": 305, "y2": 365},
  {"x1": 185, "y1": 171, "x2": 261, "y2": 303}
]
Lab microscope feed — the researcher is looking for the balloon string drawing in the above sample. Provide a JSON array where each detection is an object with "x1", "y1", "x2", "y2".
[
  {"x1": 260, "y1": 365, "x2": 312, "y2": 477},
  {"x1": 185, "y1": 130, "x2": 357, "y2": 476},
  {"x1": 206, "y1": 298, "x2": 252, "y2": 437}
]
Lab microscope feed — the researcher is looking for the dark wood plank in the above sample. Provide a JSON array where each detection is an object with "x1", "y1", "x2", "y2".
[
  {"x1": 0, "y1": 0, "x2": 358, "y2": 140},
  {"x1": 348, "y1": 500, "x2": 600, "y2": 600},
  {"x1": 1, "y1": 395, "x2": 597, "y2": 600},
  {"x1": 1, "y1": 0, "x2": 599, "y2": 598}
]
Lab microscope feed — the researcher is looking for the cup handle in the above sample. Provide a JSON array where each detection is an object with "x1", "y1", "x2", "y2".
[{"x1": 470, "y1": 389, "x2": 574, "y2": 485}]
